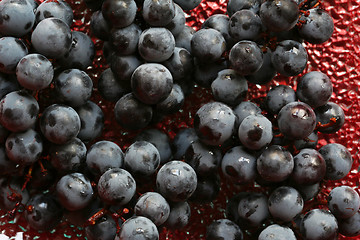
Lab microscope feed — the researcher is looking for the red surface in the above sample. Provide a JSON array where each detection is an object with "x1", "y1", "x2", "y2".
[{"x1": 1, "y1": 0, "x2": 360, "y2": 239}]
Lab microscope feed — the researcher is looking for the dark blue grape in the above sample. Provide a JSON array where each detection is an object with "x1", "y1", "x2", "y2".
[
  {"x1": 0, "y1": 37, "x2": 28, "y2": 74},
  {"x1": 110, "y1": 23, "x2": 142, "y2": 56},
  {"x1": 86, "y1": 140, "x2": 124, "y2": 176},
  {"x1": 174, "y1": 0, "x2": 201, "y2": 10},
  {"x1": 0, "y1": 177, "x2": 29, "y2": 210},
  {"x1": 171, "y1": 128, "x2": 198, "y2": 159},
  {"x1": 229, "y1": 9, "x2": 262, "y2": 41},
  {"x1": 142, "y1": 0, "x2": 175, "y2": 26},
  {"x1": 138, "y1": 27, "x2": 175, "y2": 62},
  {"x1": 97, "y1": 168, "x2": 136, "y2": 206},
  {"x1": 0, "y1": 73, "x2": 19, "y2": 99},
  {"x1": 162, "y1": 47, "x2": 193, "y2": 82},
  {"x1": 268, "y1": 186, "x2": 304, "y2": 222},
  {"x1": 175, "y1": 25, "x2": 195, "y2": 53},
  {"x1": 191, "y1": 28, "x2": 226, "y2": 63},
  {"x1": 258, "y1": 224, "x2": 296, "y2": 240},
  {"x1": 119, "y1": 216, "x2": 159, "y2": 240},
  {"x1": 202, "y1": 14, "x2": 235, "y2": 48},
  {"x1": 319, "y1": 143, "x2": 353, "y2": 180},
  {"x1": 124, "y1": 141, "x2": 160, "y2": 177},
  {"x1": 131, "y1": 63, "x2": 173, "y2": 105},
  {"x1": 238, "y1": 114, "x2": 273, "y2": 150},
  {"x1": 315, "y1": 102, "x2": 345, "y2": 133},
  {"x1": 134, "y1": 192, "x2": 170, "y2": 226},
  {"x1": 259, "y1": 0, "x2": 299, "y2": 32},
  {"x1": 24, "y1": 193, "x2": 63, "y2": 231},
  {"x1": 84, "y1": 213, "x2": 117, "y2": 240},
  {"x1": 229, "y1": 40, "x2": 263, "y2": 75},
  {"x1": 97, "y1": 68, "x2": 131, "y2": 102},
  {"x1": 291, "y1": 148, "x2": 326, "y2": 185},
  {"x1": 211, "y1": 69, "x2": 248, "y2": 106},
  {"x1": 155, "y1": 83, "x2": 184, "y2": 114},
  {"x1": 206, "y1": 219, "x2": 243, "y2": 240},
  {"x1": 294, "y1": 131, "x2": 318, "y2": 150},
  {"x1": 114, "y1": 93, "x2": 153, "y2": 130},
  {"x1": 227, "y1": 0, "x2": 261, "y2": 16},
  {"x1": 257, "y1": 145, "x2": 294, "y2": 182},
  {"x1": 40, "y1": 104, "x2": 81, "y2": 144},
  {"x1": 298, "y1": 9, "x2": 334, "y2": 44},
  {"x1": 221, "y1": 146, "x2": 257, "y2": 184},
  {"x1": 328, "y1": 186, "x2": 360, "y2": 219},
  {"x1": 156, "y1": 160, "x2": 197, "y2": 202},
  {"x1": 54, "y1": 68, "x2": 93, "y2": 107},
  {"x1": 0, "y1": 146, "x2": 18, "y2": 176},
  {"x1": 271, "y1": 40, "x2": 308, "y2": 76},
  {"x1": 194, "y1": 101, "x2": 237, "y2": 146},
  {"x1": 297, "y1": 71, "x2": 333, "y2": 108},
  {"x1": 237, "y1": 192, "x2": 269, "y2": 227},
  {"x1": 59, "y1": 31, "x2": 95, "y2": 70},
  {"x1": 295, "y1": 182, "x2": 321, "y2": 202},
  {"x1": 265, "y1": 85, "x2": 297, "y2": 114},
  {"x1": 31, "y1": 17, "x2": 72, "y2": 59},
  {"x1": 90, "y1": 10, "x2": 110, "y2": 41},
  {"x1": 0, "y1": 0, "x2": 35, "y2": 37},
  {"x1": 101, "y1": 0, "x2": 137, "y2": 28},
  {"x1": 277, "y1": 102, "x2": 316, "y2": 140},
  {"x1": 50, "y1": 137, "x2": 86, "y2": 173},
  {"x1": 194, "y1": 58, "x2": 227, "y2": 87},
  {"x1": 5, "y1": 128, "x2": 43, "y2": 166},
  {"x1": 166, "y1": 3, "x2": 186, "y2": 36},
  {"x1": 165, "y1": 201, "x2": 191, "y2": 229},
  {"x1": 0, "y1": 90, "x2": 39, "y2": 132},
  {"x1": 189, "y1": 174, "x2": 221, "y2": 203},
  {"x1": 233, "y1": 101, "x2": 261, "y2": 126},
  {"x1": 110, "y1": 54, "x2": 142, "y2": 82},
  {"x1": 35, "y1": 0, "x2": 73, "y2": 26},
  {"x1": 338, "y1": 211, "x2": 360, "y2": 237},
  {"x1": 16, "y1": 53, "x2": 54, "y2": 90},
  {"x1": 135, "y1": 128, "x2": 172, "y2": 164},
  {"x1": 300, "y1": 209, "x2": 338, "y2": 240}
]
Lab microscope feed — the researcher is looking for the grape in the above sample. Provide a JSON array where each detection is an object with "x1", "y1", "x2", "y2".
[
  {"x1": 194, "y1": 58, "x2": 227, "y2": 87},
  {"x1": 259, "y1": 0, "x2": 299, "y2": 32},
  {"x1": 211, "y1": 69, "x2": 248, "y2": 106},
  {"x1": 174, "y1": 0, "x2": 201, "y2": 10},
  {"x1": 110, "y1": 23, "x2": 142, "y2": 56},
  {"x1": 229, "y1": 40, "x2": 263, "y2": 75},
  {"x1": 300, "y1": 209, "x2": 338, "y2": 240},
  {"x1": 54, "y1": 69, "x2": 93, "y2": 107},
  {"x1": 142, "y1": 0, "x2": 175, "y2": 26},
  {"x1": 124, "y1": 141, "x2": 160, "y2": 177},
  {"x1": 291, "y1": 148, "x2": 326, "y2": 185},
  {"x1": 175, "y1": 25, "x2": 195, "y2": 53},
  {"x1": 338, "y1": 211, "x2": 360, "y2": 237},
  {"x1": 229, "y1": 9, "x2": 262, "y2": 41},
  {"x1": 293, "y1": 131, "x2": 318, "y2": 150},
  {"x1": 202, "y1": 14, "x2": 234, "y2": 48},
  {"x1": 35, "y1": 0, "x2": 73, "y2": 26},
  {"x1": 0, "y1": 146, "x2": 18, "y2": 176},
  {"x1": 16, "y1": 53, "x2": 54, "y2": 90},
  {"x1": 166, "y1": 3, "x2": 186, "y2": 37},
  {"x1": 298, "y1": 8, "x2": 334, "y2": 44},
  {"x1": 315, "y1": 102, "x2": 345, "y2": 133},
  {"x1": 24, "y1": 193, "x2": 63, "y2": 231},
  {"x1": 5, "y1": 129, "x2": 43, "y2": 166},
  {"x1": 0, "y1": 0, "x2": 35, "y2": 37},
  {"x1": 238, "y1": 114, "x2": 273, "y2": 150},
  {"x1": 135, "y1": 129, "x2": 172, "y2": 164},
  {"x1": 156, "y1": 160, "x2": 197, "y2": 202},
  {"x1": 319, "y1": 143, "x2": 353, "y2": 180},
  {"x1": 194, "y1": 101, "x2": 237, "y2": 146},
  {"x1": 0, "y1": 73, "x2": 20, "y2": 99},
  {"x1": 84, "y1": 214, "x2": 117, "y2": 240},
  {"x1": 101, "y1": 0, "x2": 137, "y2": 28},
  {"x1": 0, "y1": 177, "x2": 29, "y2": 210},
  {"x1": 221, "y1": 146, "x2": 257, "y2": 184},
  {"x1": 328, "y1": 186, "x2": 360, "y2": 219},
  {"x1": 110, "y1": 54, "x2": 142, "y2": 82},
  {"x1": 165, "y1": 201, "x2": 191, "y2": 229},
  {"x1": 189, "y1": 174, "x2": 221, "y2": 203},
  {"x1": 39, "y1": 104, "x2": 81, "y2": 144},
  {"x1": 97, "y1": 169, "x2": 135, "y2": 207},
  {"x1": 90, "y1": 10, "x2": 110, "y2": 41},
  {"x1": 258, "y1": 224, "x2": 296, "y2": 240},
  {"x1": 171, "y1": 128, "x2": 198, "y2": 159},
  {"x1": 296, "y1": 71, "x2": 333, "y2": 108},
  {"x1": 75, "y1": 101, "x2": 104, "y2": 143},
  {"x1": 59, "y1": 31, "x2": 95, "y2": 70},
  {"x1": 49, "y1": 138, "x2": 87, "y2": 173},
  {"x1": 86, "y1": 140, "x2": 124, "y2": 176},
  {"x1": 233, "y1": 101, "x2": 261, "y2": 126},
  {"x1": 227, "y1": 0, "x2": 261, "y2": 16},
  {"x1": 271, "y1": 40, "x2": 308, "y2": 76},
  {"x1": 119, "y1": 216, "x2": 159, "y2": 240},
  {"x1": 31, "y1": 18, "x2": 72, "y2": 59},
  {"x1": 295, "y1": 182, "x2": 321, "y2": 202},
  {"x1": 257, "y1": 145, "x2": 294, "y2": 182},
  {"x1": 162, "y1": 47, "x2": 193, "y2": 82},
  {"x1": 134, "y1": 192, "x2": 170, "y2": 226},
  {"x1": 97, "y1": 68, "x2": 131, "y2": 102},
  {"x1": 206, "y1": 219, "x2": 243, "y2": 240},
  {"x1": 237, "y1": 192, "x2": 269, "y2": 227},
  {"x1": 191, "y1": 28, "x2": 226, "y2": 63},
  {"x1": 0, "y1": 37, "x2": 28, "y2": 74},
  {"x1": 131, "y1": 63, "x2": 173, "y2": 105},
  {"x1": 265, "y1": 85, "x2": 297, "y2": 114},
  {"x1": 277, "y1": 102, "x2": 316, "y2": 140},
  {"x1": 114, "y1": 93, "x2": 153, "y2": 130},
  {"x1": 268, "y1": 186, "x2": 304, "y2": 222},
  {"x1": 156, "y1": 84, "x2": 185, "y2": 114},
  {"x1": 0, "y1": 90, "x2": 39, "y2": 132}
]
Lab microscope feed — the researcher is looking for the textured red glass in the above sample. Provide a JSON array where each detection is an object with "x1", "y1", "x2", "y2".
[{"x1": 0, "y1": 0, "x2": 359, "y2": 239}]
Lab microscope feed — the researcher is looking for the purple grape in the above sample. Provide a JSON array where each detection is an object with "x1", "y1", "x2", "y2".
[
  {"x1": 35, "y1": 0, "x2": 73, "y2": 26},
  {"x1": 265, "y1": 85, "x2": 297, "y2": 114},
  {"x1": 259, "y1": 224, "x2": 296, "y2": 240},
  {"x1": 0, "y1": 37, "x2": 28, "y2": 74},
  {"x1": 101, "y1": 0, "x2": 137, "y2": 28},
  {"x1": 300, "y1": 209, "x2": 338, "y2": 240},
  {"x1": 119, "y1": 216, "x2": 159, "y2": 240},
  {"x1": 142, "y1": 0, "x2": 176, "y2": 26},
  {"x1": 229, "y1": 40, "x2": 263, "y2": 75},
  {"x1": 328, "y1": 186, "x2": 360, "y2": 219},
  {"x1": 206, "y1": 219, "x2": 243, "y2": 240}
]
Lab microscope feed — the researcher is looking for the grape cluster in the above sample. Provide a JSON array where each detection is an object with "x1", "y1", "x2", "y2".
[{"x1": 0, "y1": 0, "x2": 357, "y2": 239}]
